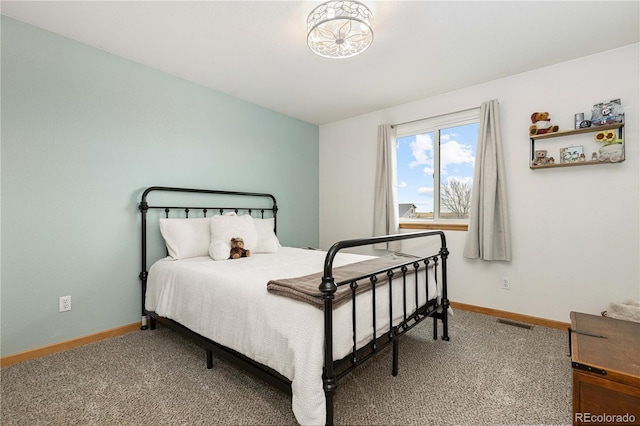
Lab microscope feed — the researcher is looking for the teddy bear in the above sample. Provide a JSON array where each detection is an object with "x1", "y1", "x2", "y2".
[
  {"x1": 529, "y1": 112, "x2": 559, "y2": 136},
  {"x1": 532, "y1": 149, "x2": 548, "y2": 166},
  {"x1": 229, "y1": 237, "x2": 250, "y2": 259}
]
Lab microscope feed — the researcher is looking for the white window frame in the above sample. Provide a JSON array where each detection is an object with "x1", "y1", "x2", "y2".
[{"x1": 396, "y1": 108, "x2": 480, "y2": 224}]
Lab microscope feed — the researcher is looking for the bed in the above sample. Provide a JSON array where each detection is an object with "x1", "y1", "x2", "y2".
[{"x1": 138, "y1": 186, "x2": 450, "y2": 425}]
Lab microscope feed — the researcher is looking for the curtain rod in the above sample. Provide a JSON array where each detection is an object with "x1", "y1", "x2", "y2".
[{"x1": 391, "y1": 105, "x2": 481, "y2": 128}]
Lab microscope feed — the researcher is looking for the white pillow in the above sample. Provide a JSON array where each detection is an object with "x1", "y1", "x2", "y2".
[
  {"x1": 209, "y1": 214, "x2": 258, "y2": 261},
  {"x1": 159, "y1": 217, "x2": 211, "y2": 259},
  {"x1": 253, "y1": 218, "x2": 280, "y2": 253}
]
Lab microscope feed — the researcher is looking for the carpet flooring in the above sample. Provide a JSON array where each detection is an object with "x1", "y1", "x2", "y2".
[{"x1": 1, "y1": 310, "x2": 572, "y2": 425}]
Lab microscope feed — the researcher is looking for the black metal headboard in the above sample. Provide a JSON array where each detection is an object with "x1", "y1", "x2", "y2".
[{"x1": 138, "y1": 186, "x2": 278, "y2": 329}]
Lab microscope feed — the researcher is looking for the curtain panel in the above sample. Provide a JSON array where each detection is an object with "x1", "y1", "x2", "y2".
[
  {"x1": 463, "y1": 99, "x2": 512, "y2": 261},
  {"x1": 373, "y1": 124, "x2": 401, "y2": 251}
]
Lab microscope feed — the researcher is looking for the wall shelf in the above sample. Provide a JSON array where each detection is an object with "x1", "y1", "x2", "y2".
[
  {"x1": 530, "y1": 122, "x2": 624, "y2": 169},
  {"x1": 530, "y1": 159, "x2": 619, "y2": 170}
]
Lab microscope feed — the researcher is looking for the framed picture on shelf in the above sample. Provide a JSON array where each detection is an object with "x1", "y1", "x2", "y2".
[
  {"x1": 590, "y1": 98, "x2": 624, "y2": 126},
  {"x1": 560, "y1": 146, "x2": 584, "y2": 163}
]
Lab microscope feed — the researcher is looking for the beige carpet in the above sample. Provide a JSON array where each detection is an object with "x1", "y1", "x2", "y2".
[{"x1": 1, "y1": 310, "x2": 572, "y2": 425}]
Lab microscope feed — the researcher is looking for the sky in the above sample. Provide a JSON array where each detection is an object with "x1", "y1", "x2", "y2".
[{"x1": 396, "y1": 122, "x2": 478, "y2": 213}]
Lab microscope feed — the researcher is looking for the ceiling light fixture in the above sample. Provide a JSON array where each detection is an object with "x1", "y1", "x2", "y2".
[{"x1": 307, "y1": 1, "x2": 373, "y2": 59}]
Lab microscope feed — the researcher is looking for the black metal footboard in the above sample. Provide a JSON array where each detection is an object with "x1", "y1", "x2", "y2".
[{"x1": 320, "y1": 231, "x2": 449, "y2": 425}]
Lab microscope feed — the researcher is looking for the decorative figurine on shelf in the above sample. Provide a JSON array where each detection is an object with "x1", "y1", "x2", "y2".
[
  {"x1": 532, "y1": 150, "x2": 549, "y2": 166},
  {"x1": 548, "y1": 156, "x2": 555, "y2": 164},
  {"x1": 590, "y1": 99, "x2": 624, "y2": 126},
  {"x1": 595, "y1": 130, "x2": 617, "y2": 144},
  {"x1": 598, "y1": 143, "x2": 624, "y2": 162},
  {"x1": 595, "y1": 130, "x2": 624, "y2": 162},
  {"x1": 529, "y1": 112, "x2": 559, "y2": 136},
  {"x1": 579, "y1": 153, "x2": 586, "y2": 162},
  {"x1": 591, "y1": 152, "x2": 598, "y2": 161}
]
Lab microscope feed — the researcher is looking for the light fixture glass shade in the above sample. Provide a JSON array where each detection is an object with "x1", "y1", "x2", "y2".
[{"x1": 307, "y1": 1, "x2": 373, "y2": 59}]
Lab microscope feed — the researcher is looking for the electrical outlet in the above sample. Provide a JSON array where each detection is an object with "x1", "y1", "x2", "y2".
[
  {"x1": 59, "y1": 295, "x2": 71, "y2": 312},
  {"x1": 501, "y1": 277, "x2": 510, "y2": 290}
]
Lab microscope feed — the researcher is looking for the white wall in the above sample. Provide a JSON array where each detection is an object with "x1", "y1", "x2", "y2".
[{"x1": 319, "y1": 43, "x2": 639, "y2": 323}]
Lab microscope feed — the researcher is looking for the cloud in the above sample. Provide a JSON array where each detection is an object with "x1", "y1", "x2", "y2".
[
  {"x1": 407, "y1": 133, "x2": 473, "y2": 173},
  {"x1": 418, "y1": 186, "x2": 433, "y2": 194},
  {"x1": 441, "y1": 139, "x2": 475, "y2": 169},
  {"x1": 408, "y1": 133, "x2": 434, "y2": 168},
  {"x1": 440, "y1": 133, "x2": 452, "y2": 142},
  {"x1": 398, "y1": 181, "x2": 408, "y2": 188}
]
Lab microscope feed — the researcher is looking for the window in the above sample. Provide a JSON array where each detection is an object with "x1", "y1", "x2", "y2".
[{"x1": 396, "y1": 108, "x2": 479, "y2": 223}]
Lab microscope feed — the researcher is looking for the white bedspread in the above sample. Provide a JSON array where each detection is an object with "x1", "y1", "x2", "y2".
[{"x1": 145, "y1": 247, "x2": 438, "y2": 425}]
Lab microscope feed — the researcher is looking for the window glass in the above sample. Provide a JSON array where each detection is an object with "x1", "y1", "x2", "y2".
[
  {"x1": 397, "y1": 132, "x2": 435, "y2": 219},
  {"x1": 396, "y1": 111, "x2": 479, "y2": 222}
]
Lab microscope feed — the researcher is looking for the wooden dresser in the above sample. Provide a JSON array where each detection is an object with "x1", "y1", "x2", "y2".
[{"x1": 570, "y1": 311, "x2": 640, "y2": 425}]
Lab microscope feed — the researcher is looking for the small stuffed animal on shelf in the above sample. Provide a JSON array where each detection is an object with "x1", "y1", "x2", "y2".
[
  {"x1": 598, "y1": 143, "x2": 624, "y2": 162},
  {"x1": 529, "y1": 112, "x2": 559, "y2": 136},
  {"x1": 532, "y1": 150, "x2": 549, "y2": 166},
  {"x1": 594, "y1": 130, "x2": 624, "y2": 162},
  {"x1": 230, "y1": 237, "x2": 250, "y2": 259}
]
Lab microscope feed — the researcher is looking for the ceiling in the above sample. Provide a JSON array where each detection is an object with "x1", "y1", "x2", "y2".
[{"x1": 2, "y1": 1, "x2": 639, "y2": 125}]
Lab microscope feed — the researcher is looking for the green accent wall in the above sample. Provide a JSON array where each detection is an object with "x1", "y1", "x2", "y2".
[{"x1": 0, "y1": 16, "x2": 319, "y2": 356}]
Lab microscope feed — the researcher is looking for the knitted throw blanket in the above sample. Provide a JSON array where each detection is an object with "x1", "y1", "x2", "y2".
[{"x1": 267, "y1": 253, "x2": 424, "y2": 309}]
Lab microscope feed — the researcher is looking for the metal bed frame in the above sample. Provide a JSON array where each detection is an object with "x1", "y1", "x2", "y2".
[{"x1": 139, "y1": 186, "x2": 450, "y2": 425}]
